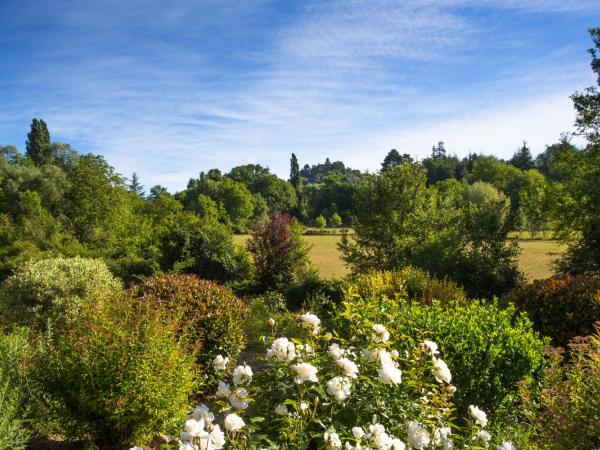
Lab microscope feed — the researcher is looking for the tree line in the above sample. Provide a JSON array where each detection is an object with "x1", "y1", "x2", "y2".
[{"x1": 1, "y1": 28, "x2": 599, "y2": 297}]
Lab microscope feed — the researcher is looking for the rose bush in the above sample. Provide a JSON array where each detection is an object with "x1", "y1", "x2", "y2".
[{"x1": 140, "y1": 311, "x2": 518, "y2": 449}]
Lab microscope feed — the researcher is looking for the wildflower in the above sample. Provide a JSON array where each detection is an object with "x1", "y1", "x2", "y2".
[
  {"x1": 371, "y1": 324, "x2": 390, "y2": 343},
  {"x1": 477, "y1": 430, "x2": 491, "y2": 443},
  {"x1": 216, "y1": 381, "x2": 231, "y2": 398},
  {"x1": 267, "y1": 337, "x2": 296, "y2": 362},
  {"x1": 407, "y1": 421, "x2": 431, "y2": 449},
  {"x1": 292, "y1": 362, "x2": 319, "y2": 384},
  {"x1": 327, "y1": 376, "x2": 352, "y2": 401},
  {"x1": 469, "y1": 405, "x2": 488, "y2": 428},
  {"x1": 497, "y1": 442, "x2": 516, "y2": 450},
  {"x1": 422, "y1": 340, "x2": 439, "y2": 356},
  {"x1": 337, "y1": 357, "x2": 359, "y2": 378},
  {"x1": 224, "y1": 413, "x2": 245, "y2": 432},
  {"x1": 213, "y1": 355, "x2": 229, "y2": 371},
  {"x1": 232, "y1": 364, "x2": 253, "y2": 386},
  {"x1": 300, "y1": 313, "x2": 321, "y2": 334},
  {"x1": 275, "y1": 404, "x2": 289, "y2": 415},
  {"x1": 432, "y1": 357, "x2": 452, "y2": 384}
]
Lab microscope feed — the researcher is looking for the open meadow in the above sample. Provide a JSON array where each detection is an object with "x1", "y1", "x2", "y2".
[{"x1": 234, "y1": 234, "x2": 565, "y2": 281}]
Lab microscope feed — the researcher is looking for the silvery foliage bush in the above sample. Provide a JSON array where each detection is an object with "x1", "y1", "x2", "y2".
[{"x1": 144, "y1": 313, "x2": 517, "y2": 449}]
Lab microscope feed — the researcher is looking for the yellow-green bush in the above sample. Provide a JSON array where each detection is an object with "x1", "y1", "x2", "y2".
[
  {"x1": 0, "y1": 256, "x2": 121, "y2": 330},
  {"x1": 348, "y1": 267, "x2": 467, "y2": 306},
  {"x1": 130, "y1": 274, "x2": 246, "y2": 387},
  {"x1": 34, "y1": 295, "x2": 197, "y2": 448}
]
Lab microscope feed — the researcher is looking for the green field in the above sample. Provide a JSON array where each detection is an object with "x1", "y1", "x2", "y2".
[{"x1": 234, "y1": 235, "x2": 565, "y2": 281}]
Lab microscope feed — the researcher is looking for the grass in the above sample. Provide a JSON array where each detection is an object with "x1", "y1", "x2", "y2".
[{"x1": 234, "y1": 235, "x2": 566, "y2": 281}]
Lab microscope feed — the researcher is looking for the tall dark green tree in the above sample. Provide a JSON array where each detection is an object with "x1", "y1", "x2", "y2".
[
  {"x1": 25, "y1": 119, "x2": 52, "y2": 167},
  {"x1": 128, "y1": 172, "x2": 145, "y2": 197},
  {"x1": 509, "y1": 141, "x2": 535, "y2": 171},
  {"x1": 381, "y1": 149, "x2": 412, "y2": 171},
  {"x1": 431, "y1": 141, "x2": 446, "y2": 159},
  {"x1": 554, "y1": 28, "x2": 600, "y2": 275},
  {"x1": 290, "y1": 153, "x2": 301, "y2": 191}
]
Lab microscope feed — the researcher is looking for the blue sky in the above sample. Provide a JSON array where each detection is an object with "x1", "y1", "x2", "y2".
[{"x1": 0, "y1": 1, "x2": 598, "y2": 191}]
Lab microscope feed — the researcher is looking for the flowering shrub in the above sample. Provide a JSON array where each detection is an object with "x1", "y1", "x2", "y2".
[
  {"x1": 506, "y1": 275, "x2": 600, "y2": 347},
  {"x1": 518, "y1": 326, "x2": 600, "y2": 449},
  {"x1": 157, "y1": 312, "x2": 517, "y2": 449},
  {"x1": 0, "y1": 256, "x2": 122, "y2": 330},
  {"x1": 348, "y1": 268, "x2": 467, "y2": 306},
  {"x1": 334, "y1": 296, "x2": 548, "y2": 426},
  {"x1": 34, "y1": 295, "x2": 197, "y2": 447},
  {"x1": 130, "y1": 274, "x2": 246, "y2": 387}
]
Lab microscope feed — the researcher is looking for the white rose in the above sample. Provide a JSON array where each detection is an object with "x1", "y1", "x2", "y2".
[
  {"x1": 378, "y1": 362, "x2": 402, "y2": 385},
  {"x1": 337, "y1": 357, "x2": 359, "y2": 378},
  {"x1": 224, "y1": 413, "x2": 245, "y2": 432},
  {"x1": 212, "y1": 354, "x2": 229, "y2": 371},
  {"x1": 329, "y1": 343, "x2": 345, "y2": 359},
  {"x1": 216, "y1": 381, "x2": 231, "y2": 398},
  {"x1": 407, "y1": 421, "x2": 430, "y2": 449},
  {"x1": 477, "y1": 430, "x2": 492, "y2": 443},
  {"x1": 228, "y1": 387, "x2": 249, "y2": 410},
  {"x1": 267, "y1": 337, "x2": 296, "y2": 362},
  {"x1": 208, "y1": 425, "x2": 225, "y2": 449},
  {"x1": 292, "y1": 362, "x2": 318, "y2": 384},
  {"x1": 390, "y1": 438, "x2": 406, "y2": 450},
  {"x1": 268, "y1": 317, "x2": 276, "y2": 326},
  {"x1": 446, "y1": 385, "x2": 457, "y2": 395},
  {"x1": 497, "y1": 441, "x2": 516, "y2": 450},
  {"x1": 184, "y1": 418, "x2": 204, "y2": 438},
  {"x1": 371, "y1": 324, "x2": 390, "y2": 343},
  {"x1": 232, "y1": 364, "x2": 253, "y2": 386},
  {"x1": 352, "y1": 427, "x2": 365, "y2": 439},
  {"x1": 469, "y1": 405, "x2": 488, "y2": 428},
  {"x1": 433, "y1": 427, "x2": 453, "y2": 450},
  {"x1": 326, "y1": 376, "x2": 352, "y2": 402},
  {"x1": 300, "y1": 401, "x2": 309, "y2": 411},
  {"x1": 422, "y1": 340, "x2": 439, "y2": 356},
  {"x1": 324, "y1": 431, "x2": 342, "y2": 449},
  {"x1": 300, "y1": 313, "x2": 321, "y2": 334},
  {"x1": 391, "y1": 349, "x2": 400, "y2": 359},
  {"x1": 432, "y1": 357, "x2": 452, "y2": 384},
  {"x1": 179, "y1": 443, "x2": 195, "y2": 450}
]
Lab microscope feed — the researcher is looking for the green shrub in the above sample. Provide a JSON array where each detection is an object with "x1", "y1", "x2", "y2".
[
  {"x1": 506, "y1": 275, "x2": 600, "y2": 347},
  {"x1": 335, "y1": 295, "x2": 548, "y2": 426},
  {"x1": 0, "y1": 329, "x2": 31, "y2": 450},
  {"x1": 519, "y1": 328, "x2": 600, "y2": 449},
  {"x1": 0, "y1": 256, "x2": 122, "y2": 330},
  {"x1": 35, "y1": 295, "x2": 196, "y2": 448},
  {"x1": 282, "y1": 276, "x2": 346, "y2": 312},
  {"x1": 130, "y1": 274, "x2": 246, "y2": 387},
  {"x1": 244, "y1": 292, "x2": 303, "y2": 350},
  {"x1": 348, "y1": 267, "x2": 467, "y2": 306}
]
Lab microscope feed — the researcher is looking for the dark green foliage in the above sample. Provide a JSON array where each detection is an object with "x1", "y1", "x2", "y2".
[
  {"x1": 341, "y1": 163, "x2": 522, "y2": 298},
  {"x1": 381, "y1": 149, "x2": 412, "y2": 171},
  {"x1": 128, "y1": 172, "x2": 145, "y2": 197},
  {"x1": 290, "y1": 153, "x2": 301, "y2": 192},
  {"x1": 422, "y1": 142, "x2": 459, "y2": 185},
  {"x1": 33, "y1": 295, "x2": 197, "y2": 448},
  {"x1": 572, "y1": 28, "x2": 600, "y2": 145},
  {"x1": 509, "y1": 141, "x2": 535, "y2": 171},
  {"x1": 336, "y1": 295, "x2": 548, "y2": 425},
  {"x1": 300, "y1": 158, "x2": 362, "y2": 184},
  {"x1": 25, "y1": 118, "x2": 52, "y2": 167},
  {"x1": 506, "y1": 275, "x2": 600, "y2": 347},
  {"x1": 130, "y1": 274, "x2": 246, "y2": 387}
]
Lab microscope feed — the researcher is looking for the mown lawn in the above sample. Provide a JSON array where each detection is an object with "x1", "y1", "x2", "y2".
[{"x1": 234, "y1": 235, "x2": 565, "y2": 281}]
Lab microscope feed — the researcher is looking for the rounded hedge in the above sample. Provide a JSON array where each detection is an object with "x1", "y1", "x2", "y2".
[
  {"x1": 35, "y1": 295, "x2": 197, "y2": 448},
  {"x1": 0, "y1": 256, "x2": 122, "y2": 330},
  {"x1": 130, "y1": 274, "x2": 246, "y2": 387},
  {"x1": 506, "y1": 275, "x2": 600, "y2": 347}
]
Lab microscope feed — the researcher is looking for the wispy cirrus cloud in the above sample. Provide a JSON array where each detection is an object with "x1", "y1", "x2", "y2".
[{"x1": 0, "y1": 0, "x2": 598, "y2": 190}]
